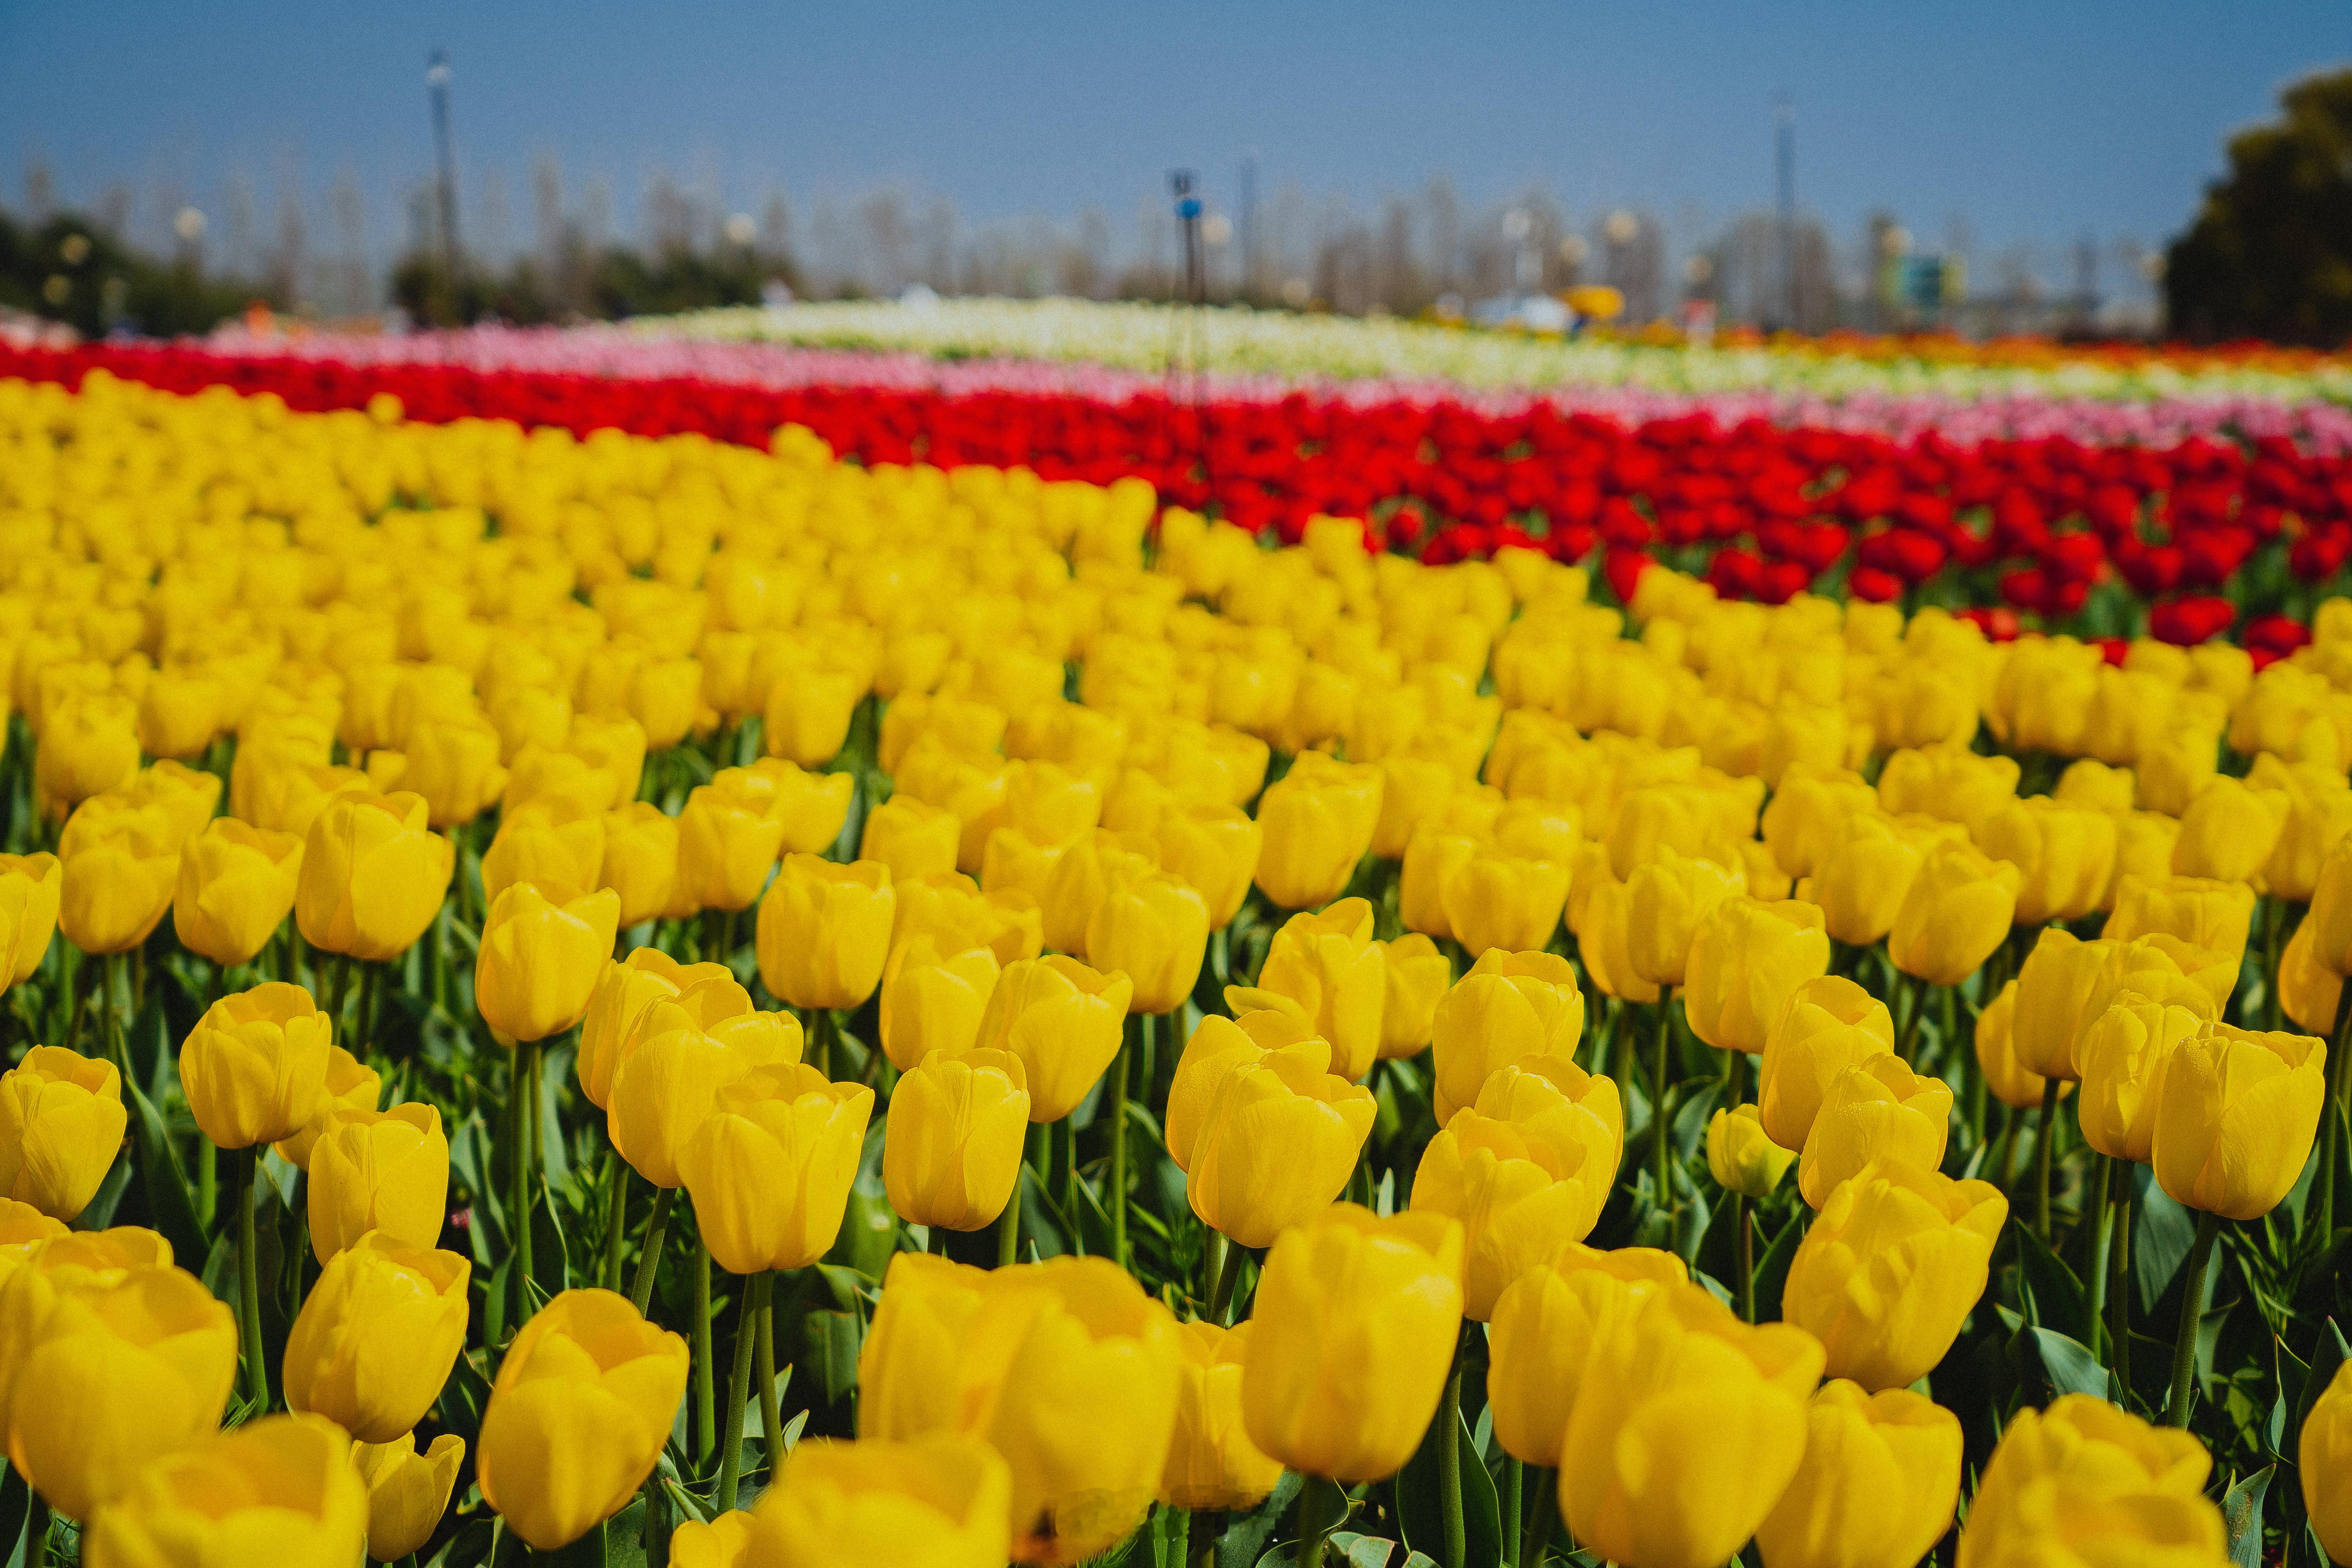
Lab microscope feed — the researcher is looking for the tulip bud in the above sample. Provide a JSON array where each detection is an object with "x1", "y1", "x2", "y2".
[
  {"x1": 476, "y1": 1290, "x2": 690, "y2": 1552},
  {"x1": 1161, "y1": 1320, "x2": 1285, "y2": 1512},
  {"x1": 1808, "y1": 813, "x2": 1945, "y2": 947},
  {"x1": 1758, "y1": 976, "x2": 1895, "y2": 1153},
  {"x1": 1784, "y1": 1160, "x2": 2006, "y2": 1390},
  {"x1": 1760, "y1": 766, "x2": 1878, "y2": 880},
  {"x1": 740, "y1": 1432, "x2": 1016, "y2": 1568},
  {"x1": 1797, "y1": 1057, "x2": 1954, "y2": 1209},
  {"x1": 610, "y1": 1012, "x2": 804, "y2": 1190},
  {"x1": 1148, "y1": 804, "x2": 1262, "y2": 930},
  {"x1": 765, "y1": 666, "x2": 862, "y2": 768},
  {"x1": 884, "y1": 1047, "x2": 1030, "y2": 1232},
  {"x1": 482, "y1": 801, "x2": 607, "y2": 906},
  {"x1": 476, "y1": 883, "x2": 622, "y2": 1044},
  {"x1": 1400, "y1": 827, "x2": 1482, "y2": 943},
  {"x1": 1709, "y1": 1104, "x2": 1796, "y2": 1198},
  {"x1": 284, "y1": 1231, "x2": 471, "y2": 1442},
  {"x1": 1626, "y1": 848, "x2": 1746, "y2": 989},
  {"x1": 1376, "y1": 933, "x2": 1452, "y2": 1059},
  {"x1": 0, "y1": 1046, "x2": 127, "y2": 1221},
  {"x1": 171, "y1": 817, "x2": 304, "y2": 968},
  {"x1": 1243, "y1": 1205, "x2": 1465, "y2": 1482},
  {"x1": 1974, "y1": 796, "x2": 2119, "y2": 927},
  {"x1": 1877, "y1": 746, "x2": 2020, "y2": 832},
  {"x1": 1684, "y1": 898, "x2": 1829, "y2": 1056},
  {"x1": 600, "y1": 800, "x2": 680, "y2": 926},
  {"x1": 577, "y1": 949, "x2": 749, "y2": 1109},
  {"x1": 896, "y1": 872, "x2": 1043, "y2": 969},
  {"x1": 1972, "y1": 979, "x2": 2059, "y2": 1112},
  {"x1": 970, "y1": 956, "x2": 1131, "y2": 1121},
  {"x1": 1180, "y1": 1023, "x2": 1375, "y2": 1249},
  {"x1": 1958, "y1": 1395, "x2": 2225, "y2": 1568},
  {"x1": 401, "y1": 716, "x2": 510, "y2": 829},
  {"x1": 180, "y1": 981, "x2": 333, "y2": 1149},
  {"x1": 309, "y1": 1103, "x2": 451, "y2": 1262},
  {"x1": 1576, "y1": 874, "x2": 1662, "y2": 1005},
  {"x1": 2009, "y1": 927, "x2": 2114, "y2": 1082},
  {"x1": 2280, "y1": 916, "x2": 2344, "y2": 1036},
  {"x1": 297, "y1": 791, "x2": 455, "y2": 961},
  {"x1": 1088, "y1": 868, "x2": 1210, "y2": 1014},
  {"x1": 2152, "y1": 1022, "x2": 2327, "y2": 1219},
  {"x1": 862, "y1": 796, "x2": 964, "y2": 882},
  {"x1": 1754, "y1": 1381, "x2": 1964, "y2": 1568},
  {"x1": 1232, "y1": 898, "x2": 1385, "y2": 1082},
  {"x1": 879, "y1": 937, "x2": 1002, "y2": 1072},
  {"x1": 82, "y1": 1412, "x2": 367, "y2": 1567},
  {"x1": 1429, "y1": 948, "x2": 1586, "y2": 1123},
  {"x1": 0, "y1": 852, "x2": 62, "y2": 994},
  {"x1": 757, "y1": 855, "x2": 895, "y2": 1012},
  {"x1": 4, "y1": 1263, "x2": 239, "y2": 1521},
  {"x1": 1039, "y1": 829, "x2": 1154, "y2": 959},
  {"x1": 1441, "y1": 847, "x2": 1571, "y2": 959},
  {"x1": 1487, "y1": 1243, "x2": 1688, "y2": 1467},
  {"x1": 354, "y1": 1432, "x2": 466, "y2": 1563},
  {"x1": 34, "y1": 692, "x2": 140, "y2": 822},
  {"x1": 58, "y1": 810, "x2": 179, "y2": 957},
  {"x1": 679, "y1": 1063, "x2": 874, "y2": 1273},
  {"x1": 1559, "y1": 1281, "x2": 1825, "y2": 1568},
  {"x1": 1414, "y1": 1058, "x2": 1623, "y2": 1318},
  {"x1": 2171, "y1": 775, "x2": 2288, "y2": 886},
  {"x1": 1253, "y1": 755, "x2": 1382, "y2": 910},
  {"x1": 2106, "y1": 873, "x2": 2256, "y2": 970},
  {"x1": 1887, "y1": 840, "x2": 2019, "y2": 986},
  {"x1": 2076, "y1": 995, "x2": 2207, "y2": 1163}
]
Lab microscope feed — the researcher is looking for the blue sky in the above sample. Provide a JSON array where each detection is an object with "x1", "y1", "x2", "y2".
[{"x1": 2, "y1": 0, "x2": 2345, "y2": 273}]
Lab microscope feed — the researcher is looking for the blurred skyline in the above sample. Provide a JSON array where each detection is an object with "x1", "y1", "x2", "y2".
[{"x1": 2, "y1": 0, "x2": 2346, "y2": 325}]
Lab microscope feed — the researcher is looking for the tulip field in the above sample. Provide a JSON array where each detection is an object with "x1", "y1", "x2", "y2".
[{"x1": 0, "y1": 314, "x2": 2350, "y2": 1568}]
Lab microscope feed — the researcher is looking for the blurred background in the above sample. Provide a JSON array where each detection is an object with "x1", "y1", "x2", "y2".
[{"x1": 1, "y1": 0, "x2": 2346, "y2": 341}]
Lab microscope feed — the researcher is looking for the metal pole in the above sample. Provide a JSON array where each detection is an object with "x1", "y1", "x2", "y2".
[
  {"x1": 1774, "y1": 95, "x2": 1795, "y2": 330},
  {"x1": 429, "y1": 50, "x2": 461, "y2": 279}
]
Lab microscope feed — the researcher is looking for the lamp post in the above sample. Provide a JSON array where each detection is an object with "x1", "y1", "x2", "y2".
[{"x1": 428, "y1": 50, "x2": 461, "y2": 280}]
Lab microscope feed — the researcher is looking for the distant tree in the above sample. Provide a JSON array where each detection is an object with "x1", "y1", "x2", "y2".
[
  {"x1": 0, "y1": 208, "x2": 266, "y2": 338},
  {"x1": 2167, "y1": 67, "x2": 2352, "y2": 344}
]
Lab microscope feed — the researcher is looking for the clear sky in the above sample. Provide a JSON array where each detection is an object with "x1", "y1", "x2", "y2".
[{"x1": 2, "y1": 0, "x2": 2345, "y2": 272}]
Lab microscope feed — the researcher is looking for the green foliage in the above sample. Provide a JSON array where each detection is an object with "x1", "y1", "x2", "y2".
[{"x1": 0, "y1": 207, "x2": 269, "y2": 337}]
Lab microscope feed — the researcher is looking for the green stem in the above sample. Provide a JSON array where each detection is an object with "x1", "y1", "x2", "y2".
[
  {"x1": 1438, "y1": 1345, "x2": 1466, "y2": 1568},
  {"x1": 1061, "y1": 1114, "x2": 1078, "y2": 1221},
  {"x1": 1111, "y1": 1017, "x2": 1135, "y2": 1267},
  {"x1": 510, "y1": 1040, "x2": 535, "y2": 1321},
  {"x1": 236, "y1": 1146, "x2": 269, "y2": 1407},
  {"x1": 1722, "y1": 1039, "x2": 1744, "y2": 1107},
  {"x1": 999, "y1": 1171, "x2": 1022, "y2": 1267},
  {"x1": 628, "y1": 1186, "x2": 677, "y2": 1317},
  {"x1": 2033, "y1": 1077, "x2": 2061, "y2": 1242},
  {"x1": 602, "y1": 1150, "x2": 630, "y2": 1292},
  {"x1": 1208, "y1": 1234, "x2": 1245, "y2": 1325},
  {"x1": 1653, "y1": 998, "x2": 1675, "y2": 1250},
  {"x1": 2085, "y1": 1155, "x2": 2113, "y2": 1358},
  {"x1": 1294, "y1": 1477, "x2": 1338, "y2": 1568},
  {"x1": 1893, "y1": 971, "x2": 1921, "y2": 1063},
  {"x1": 1735, "y1": 1192, "x2": 1755, "y2": 1323},
  {"x1": 2164, "y1": 1210, "x2": 2221, "y2": 1427},
  {"x1": 2322, "y1": 981, "x2": 2352, "y2": 1244},
  {"x1": 809, "y1": 1008, "x2": 834, "y2": 1080},
  {"x1": 2263, "y1": 896, "x2": 2287, "y2": 1034},
  {"x1": 2110, "y1": 1183, "x2": 2134, "y2": 1401},
  {"x1": 757, "y1": 1275, "x2": 783, "y2": 1477},
  {"x1": 714, "y1": 1273, "x2": 763, "y2": 1512},
  {"x1": 693, "y1": 1240, "x2": 716, "y2": 1466},
  {"x1": 197, "y1": 1137, "x2": 217, "y2": 1232},
  {"x1": 1503, "y1": 1458, "x2": 1523, "y2": 1568},
  {"x1": 1520, "y1": 1466, "x2": 1556, "y2": 1568}
]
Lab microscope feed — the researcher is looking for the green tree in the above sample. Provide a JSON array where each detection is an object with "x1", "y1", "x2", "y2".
[{"x1": 2167, "y1": 67, "x2": 2352, "y2": 344}]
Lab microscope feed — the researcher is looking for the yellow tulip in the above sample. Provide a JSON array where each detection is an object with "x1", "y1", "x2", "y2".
[
  {"x1": 1972, "y1": 796, "x2": 2116, "y2": 927},
  {"x1": 1233, "y1": 898, "x2": 1385, "y2": 1082},
  {"x1": 2171, "y1": 775, "x2": 2287, "y2": 886},
  {"x1": 1087, "y1": 869, "x2": 1210, "y2": 1014},
  {"x1": 1442, "y1": 848, "x2": 1571, "y2": 958},
  {"x1": 1161, "y1": 1320, "x2": 1284, "y2": 1512},
  {"x1": 180, "y1": 981, "x2": 333, "y2": 1149},
  {"x1": 880, "y1": 938, "x2": 1002, "y2": 1071},
  {"x1": 896, "y1": 873, "x2": 1042, "y2": 969},
  {"x1": 2076, "y1": 995, "x2": 2208, "y2": 1163},
  {"x1": 58, "y1": 810, "x2": 178, "y2": 957},
  {"x1": 81, "y1": 1412, "x2": 366, "y2": 1568},
  {"x1": 1887, "y1": 840, "x2": 2020, "y2": 986},
  {"x1": 0, "y1": 1047, "x2": 126, "y2": 1222},
  {"x1": 1709, "y1": 1103, "x2": 1796, "y2": 1198},
  {"x1": 1486, "y1": 1243, "x2": 1689, "y2": 1467},
  {"x1": 1253, "y1": 755, "x2": 1382, "y2": 909},
  {"x1": 34, "y1": 692, "x2": 140, "y2": 822},
  {"x1": 1372, "y1": 755, "x2": 1461, "y2": 860},
  {"x1": 884, "y1": 1047, "x2": 1030, "y2": 1231},
  {"x1": 283, "y1": 1230, "x2": 470, "y2": 1442},
  {"x1": 0, "y1": 853, "x2": 62, "y2": 993},
  {"x1": 1759, "y1": 765, "x2": 1878, "y2": 880},
  {"x1": 1181, "y1": 1028, "x2": 1375, "y2": 1248},
  {"x1": 1558, "y1": 1281, "x2": 1825, "y2": 1568},
  {"x1": 678, "y1": 1063, "x2": 875, "y2": 1272},
  {"x1": 2305, "y1": 1361, "x2": 2352, "y2": 1568},
  {"x1": 1625, "y1": 848, "x2": 1746, "y2": 989},
  {"x1": 1809, "y1": 813, "x2": 1952, "y2": 948},
  {"x1": 601, "y1": 800, "x2": 681, "y2": 926},
  {"x1": 1956, "y1": 1395, "x2": 2225, "y2": 1568},
  {"x1": 610, "y1": 1012, "x2": 804, "y2": 1190},
  {"x1": 353, "y1": 1432, "x2": 466, "y2": 1563},
  {"x1": 2280, "y1": 916, "x2": 2344, "y2": 1036},
  {"x1": 576, "y1": 949, "x2": 748, "y2": 1109},
  {"x1": 1972, "y1": 979, "x2": 2058, "y2": 1112},
  {"x1": 475, "y1": 883, "x2": 622, "y2": 1044},
  {"x1": 400, "y1": 716, "x2": 510, "y2": 829},
  {"x1": 1754, "y1": 1381, "x2": 1964, "y2": 1568},
  {"x1": 1430, "y1": 949, "x2": 1586, "y2": 1123},
  {"x1": 1876, "y1": 745, "x2": 2020, "y2": 831},
  {"x1": 2265, "y1": 764, "x2": 2352, "y2": 902},
  {"x1": 1039, "y1": 828, "x2": 1155, "y2": 959},
  {"x1": 1609, "y1": 783, "x2": 1731, "y2": 881},
  {"x1": 171, "y1": 817, "x2": 303, "y2": 967},
  {"x1": 2152, "y1": 1022, "x2": 2327, "y2": 1219},
  {"x1": 481, "y1": 800, "x2": 607, "y2": 906},
  {"x1": 1783, "y1": 1160, "x2": 2007, "y2": 1391},
  {"x1": 1165, "y1": 1010, "x2": 1328, "y2": 1171},
  {"x1": 758, "y1": 855, "x2": 896, "y2": 1011},
  {"x1": 1399, "y1": 826, "x2": 1481, "y2": 943},
  {"x1": 4, "y1": 1263, "x2": 238, "y2": 1521},
  {"x1": 1797, "y1": 1057, "x2": 1954, "y2": 1208},
  {"x1": 1576, "y1": 873, "x2": 1661, "y2": 1005},
  {"x1": 863, "y1": 795, "x2": 965, "y2": 882},
  {"x1": 1150, "y1": 804, "x2": 1262, "y2": 928},
  {"x1": 1414, "y1": 1058, "x2": 1623, "y2": 1318},
  {"x1": 1758, "y1": 976, "x2": 1895, "y2": 1152},
  {"x1": 738, "y1": 1432, "x2": 1015, "y2": 1568},
  {"x1": 1375, "y1": 933, "x2": 1452, "y2": 1059},
  {"x1": 969, "y1": 956, "x2": 1132, "y2": 1121},
  {"x1": 308, "y1": 1103, "x2": 450, "y2": 1261},
  {"x1": 765, "y1": 664, "x2": 863, "y2": 768},
  {"x1": 1241, "y1": 1205, "x2": 1465, "y2": 1482},
  {"x1": 2009, "y1": 928, "x2": 2113, "y2": 1082},
  {"x1": 296, "y1": 791, "x2": 455, "y2": 961},
  {"x1": 1684, "y1": 898, "x2": 1830, "y2": 1056},
  {"x1": 476, "y1": 1289, "x2": 690, "y2": 1552},
  {"x1": 2105, "y1": 873, "x2": 2256, "y2": 971}
]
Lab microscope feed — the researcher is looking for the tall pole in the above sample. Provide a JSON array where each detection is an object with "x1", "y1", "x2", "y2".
[
  {"x1": 429, "y1": 50, "x2": 461, "y2": 280},
  {"x1": 1774, "y1": 94, "x2": 1796, "y2": 331}
]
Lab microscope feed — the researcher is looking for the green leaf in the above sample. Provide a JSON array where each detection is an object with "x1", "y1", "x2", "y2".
[
  {"x1": 2222, "y1": 1465, "x2": 2272, "y2": 1568},
  {"x1": 803, "y1": 1308, "x2": 864, "y2": 1406},
  {"x1": 1329, "y1": 1533, "x2": 1406, "y2": 1568},
  {"x1": 1750, "y1": 1211, "x2": 1805, "y2": 1323},
  {"x1": 1218, "y1": 1472, "x2": 1304, "y2": 1568},
  {"x1": 2133, "y1": 1167, "x2": 2198, "y2": 1313},
  {"x1": 125, "y1": 1074, "x2": 207, "y2": 1268},
  {"x1": 1393, "y1": 1394, "x2": 1503, "y2": 1568},
  {"x1": 0, "y1": 1461, "x2": 28, "y2": 1568},
  {"x1": 2014, "y1": 1217, "x2": 2087, "y2": 1332},
  {"x1": 2030, "y1": 1328, "x2": 2111, "y2": 1400},
  {"x1": 2293, "y1": 1318, "x2": 2351, "y2": 1462}
]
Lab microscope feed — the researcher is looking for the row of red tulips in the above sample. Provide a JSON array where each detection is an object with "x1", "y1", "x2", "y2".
[{"x1": 1, "y1": 341, "x2": 2344, "y2": 638}]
